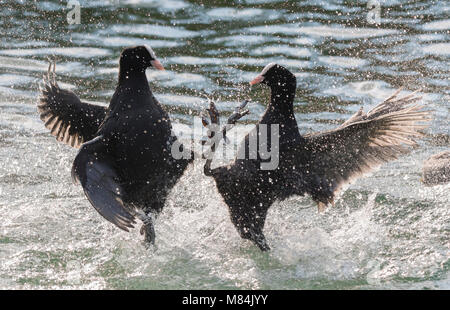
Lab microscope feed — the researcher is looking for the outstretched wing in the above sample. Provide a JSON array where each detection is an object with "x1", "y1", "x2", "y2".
[
  {"x1": 297, "y1": 89, "x2": 431, "y2": 210},
  {"x1": 37, "y1": 62, "x2": 107, "y2": 148},
  {"x1": 72, "y1": 136, "x2": 136, "y2": 231}
]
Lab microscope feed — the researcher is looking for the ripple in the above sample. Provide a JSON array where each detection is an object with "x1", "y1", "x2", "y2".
[
  {"x1": 122, "y1": 0, "x2": 190, "y2": 11},
  {"x1": 318, "y1": 56, "x2": 368, "y2": 68},
  {"x1": 147, "y1": 70, "x2": 216, "y2": 90},
  {"x1": 109, "y1": 24, "x2": 201, "y2": 38},
  {"x1": 247, "y1": 24, "x2": 399, "y2": 39},
  {"x1": 323, "y1": 80, "x2": 397, "y2": 104},
  {"x1": 71, "y1": 33, "x2": 183, "y2": 48},
  {"x1": 422, "y1": 19, "x2": 450, "y2": 31},
  {"x1": 208, "y1": 35, "x2": 270, "y2": 47},
  {"x1": 422, "y1": 43, "x2": 450, "y2": 56},
  {"x1": 250, "y1": 45, "x2": 312, "y2": 58},
  {"x1": 206, "y1": 8, "x2": 265, "y2": 20},
  {"x1": 0, "y1": 74, "x2": 35, "y2": 86},
  {"x1": 167, "y1": 56, "x2": 223, "y2": 66},
  {"x1": 0, "y1": 47, "x2": 111, "y2": 58}
]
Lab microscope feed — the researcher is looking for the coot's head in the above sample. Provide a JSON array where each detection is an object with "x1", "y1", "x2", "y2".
[
  {"x1": 119, "y1": 45, "x2": 165, "y2": 72},
  {"x1": 249, "y1": 63, "x2": 296, "y2": 90}
]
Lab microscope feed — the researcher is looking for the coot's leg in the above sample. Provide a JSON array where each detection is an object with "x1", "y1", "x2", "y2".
[
  {"x1": 227, "y1": 100, "x2": 250, "y2": 125},
  {"x1": 254, "y1": 234, "x2": 270, "y2": 252},
  {"x1": 136, "y1": 211, "x2": 156, "y2": 245},
  {"x1": 201, "y1": 100, "x2": 250, "y2": 176},
  {"x1": 201, "y1": 99, "x2": 250, "y2": 144}
]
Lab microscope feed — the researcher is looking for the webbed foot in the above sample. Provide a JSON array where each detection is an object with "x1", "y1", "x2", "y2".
[{"x1": 201, "y1": 99, "x2": 250, "y2": 145}]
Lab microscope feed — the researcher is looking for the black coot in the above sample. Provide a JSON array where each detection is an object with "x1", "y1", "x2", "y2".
[
  {"x1": 422, "y1": 151, "x2": 450, "y2": 186},
  {"x1": 203, "y1": 63, "x2": 431, "y2": 251},
  {"x1": 38, "y1": 46, "x2": 192, "y2": 244}
]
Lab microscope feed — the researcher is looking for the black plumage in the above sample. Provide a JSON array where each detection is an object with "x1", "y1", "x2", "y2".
[
  {"x1": 38, "y1": 64, "x2": 106, "y2": 148},
  {"x1": 38, "y1": 46, "x2": 192, "y2": 244},
  {"x1": 204, "y1": 63, "x2": 431, "y2": 251}
]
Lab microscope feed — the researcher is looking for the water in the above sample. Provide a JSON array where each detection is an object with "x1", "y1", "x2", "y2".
[{"x1": 0, "y1": 0, "x2": 448, "y2": 289}]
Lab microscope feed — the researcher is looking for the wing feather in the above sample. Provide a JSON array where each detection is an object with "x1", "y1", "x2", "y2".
[
  {"x1": 72, "y1": 137, "x2": 137, "y2": 231},
  {"x1": 38, "y1": 62, "x2": 107, "y2": 148},
  {"x1": 299, "y1": 89, "x2": 431, "y2": 208}
]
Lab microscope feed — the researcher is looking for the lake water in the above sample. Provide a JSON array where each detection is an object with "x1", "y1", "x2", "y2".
[{"x1": 0, "y1": 0, "x2": 448, "y2": 289}]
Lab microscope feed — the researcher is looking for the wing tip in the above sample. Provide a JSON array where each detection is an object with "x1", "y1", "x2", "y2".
[{"x1": 78, "y1": 152, "x2": 137, "y2": 233}]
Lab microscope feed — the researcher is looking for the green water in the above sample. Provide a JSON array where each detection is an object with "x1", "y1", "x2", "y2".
[{"x1": 0, "y1": 0, "x2": 448, "y2": 289}]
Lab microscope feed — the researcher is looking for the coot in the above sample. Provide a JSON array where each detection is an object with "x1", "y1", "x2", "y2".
[
  {"x1": 422, "y1": 151, "x2": 450, "y2": 186},
  {"x1": 38, "y1": 46, "x2": 192, "y2": 244},
  {"x1": 203, "y1": 63, "x2": 431, "y2": 251}
]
